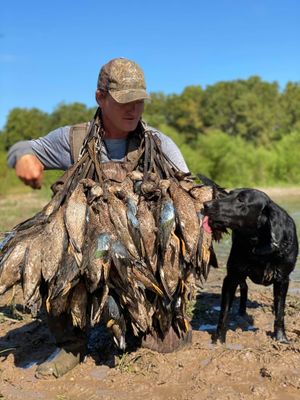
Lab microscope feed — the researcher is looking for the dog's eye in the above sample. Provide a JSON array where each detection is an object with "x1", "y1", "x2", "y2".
[{"x1": 237, "y1": 195, "x2": 244, "y2": 203}]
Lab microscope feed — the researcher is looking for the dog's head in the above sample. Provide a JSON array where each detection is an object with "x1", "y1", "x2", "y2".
[{"x1": 203, "y1": 188, "x2": 270, "y2": 234}]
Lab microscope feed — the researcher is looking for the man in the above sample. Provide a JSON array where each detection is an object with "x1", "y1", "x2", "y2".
[
  {"x1": 7, "y1": 58, "x2": 191, "y2": 378},
  {"x1": 8, "y1": 58, "x2": 188, "y2": 189}
]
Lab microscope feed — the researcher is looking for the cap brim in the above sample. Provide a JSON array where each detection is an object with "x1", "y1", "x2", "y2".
[{"x1": 109, "y1": 89, "x2": 150, "y2": 104}]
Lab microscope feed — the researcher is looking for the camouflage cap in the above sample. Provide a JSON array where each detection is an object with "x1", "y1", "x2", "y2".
[{"x1": 97, "y1": 58, "x2": 150, "y2": 103}]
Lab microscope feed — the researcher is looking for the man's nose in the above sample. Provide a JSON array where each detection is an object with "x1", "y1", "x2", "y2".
[{"x1": 125, "y1": 102, "x2": 138, "y2": 112}]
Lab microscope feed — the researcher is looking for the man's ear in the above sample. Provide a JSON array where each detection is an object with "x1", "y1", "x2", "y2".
[{"x1": 95, "y1": 90, "x2": 103, "y2": 106}]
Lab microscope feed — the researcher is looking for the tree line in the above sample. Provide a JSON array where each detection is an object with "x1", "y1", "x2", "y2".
[{"x1": 1, "y1": 75, "x2": 299, "y2": 190}]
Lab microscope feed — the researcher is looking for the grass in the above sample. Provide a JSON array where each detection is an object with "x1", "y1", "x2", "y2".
[
  {"x1": 0, "y1": 168, "x2": 62, "y2": 232},
  {"x1": 116, "y1": 352, "x2": 143, "y2": 373},
  {"x1": 0, "y1": 191, "x2": 50, "y2": 232}
]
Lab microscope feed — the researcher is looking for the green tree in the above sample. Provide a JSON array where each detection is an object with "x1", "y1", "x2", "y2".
[
  {"x1": 192, "y1": 129, "x2": 275, "y2": 187},
  {"x1": 279, "y1": 82, "x2": 300, "y2": 134},
  {"x1": 1, "y1": 108, "x2": 50, "y2": 150},
  {"x1": 143, "y1": 92, "x2": 168, "y2": 128},
  {"x1": 0, "y1": 129, "x2": 5, "y2": 151},
  {"x1": 165, "y1": 86, "x2": 204, "y2": 141},
  {"x1": 201, "y1": 81, "x2": 243, "y2": 135},
  {"x1": 241, "y1": 76, "x2": 283, "y2": 144},
  {"x1": 274, "y1": 130, "x2": 300, "y2": 183},
  {"x1": 48, "y1": 102, "x2": 96, "y2": 131},
  {"x1": 201, "y1": 77, "x2": 282, "y2": 145}
]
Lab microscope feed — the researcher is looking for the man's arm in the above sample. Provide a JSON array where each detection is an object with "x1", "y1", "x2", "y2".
[
  {"x1": 7, "y1": 126, "x2": 73, "y2": 189},
  {"x1": 153, "y1": 129, "x2": 189, "y2": 173},
  {"x1": 15, "y1": 154, "x2": 45, "y2": 189}
]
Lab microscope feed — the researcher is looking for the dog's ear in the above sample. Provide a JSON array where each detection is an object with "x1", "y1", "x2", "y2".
[
  {"x1": 265, "y1": 202, "x2": 284, "y2": 250},
  {"x1": 257, "y1": 205, "x2": 270, "y2": 229},
  {"x1": 256, "y1": 196, "x2": 271, "y2": 229},
  {"x1": 254, "y1": 201, "x2": 282, "y2": 255}
]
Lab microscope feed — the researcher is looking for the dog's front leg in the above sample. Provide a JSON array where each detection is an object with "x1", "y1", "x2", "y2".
[
  {"x1": 238, "y1": 280, "x2": 248, "y2": 316},
  {"x1": 213, "y1": 275, "x2": 239, "y2": 344},
  {"x1": 273, "y1": 278, "x2": 289, "y2": 343}
]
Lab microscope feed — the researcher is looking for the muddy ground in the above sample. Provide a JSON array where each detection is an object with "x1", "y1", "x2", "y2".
[
  {"x1": 1, "y1": 189, "x2": 300, "y2": 400},
  {"x1": 1, "y1": 267, "x2": 300, "y2": 400}
]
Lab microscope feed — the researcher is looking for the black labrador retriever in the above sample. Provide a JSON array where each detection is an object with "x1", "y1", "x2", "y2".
[{"x1": 203, "y1": 188, "x2": 298, "y2": 344}]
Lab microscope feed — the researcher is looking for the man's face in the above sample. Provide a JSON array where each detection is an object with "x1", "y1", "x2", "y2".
[{"x1": 97, "y1": 91, "x2": 144, "y2": 137}]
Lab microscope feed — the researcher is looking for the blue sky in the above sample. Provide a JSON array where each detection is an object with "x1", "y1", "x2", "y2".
[{"x1": 1, "y1": 0, "x2": 300, "y2": 130}]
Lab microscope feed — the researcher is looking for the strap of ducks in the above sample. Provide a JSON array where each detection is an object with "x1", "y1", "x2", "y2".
[{"x1": 0, "y1": 108, "x2": 218, "y2": 348}]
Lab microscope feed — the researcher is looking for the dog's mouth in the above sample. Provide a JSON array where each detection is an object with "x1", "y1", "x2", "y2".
[
  {"x1": 202, "y1": 215, "x2": 212, "y2": 233},
  {"x1": 205, "y1": 215, "x2": 228, "y2": 233},
  {"x1": 207, "y1": 215, "x2": 256, "y2": 235}
]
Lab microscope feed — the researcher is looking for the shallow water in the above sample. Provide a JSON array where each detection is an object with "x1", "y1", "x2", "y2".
[{"x1": 213, "y1": 196, "x2": 300, "y2": 281}]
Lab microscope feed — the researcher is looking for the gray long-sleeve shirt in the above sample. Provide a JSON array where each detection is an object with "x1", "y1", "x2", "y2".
[{"x1": 7, "y1": 125, "x2": 189, "y2": 173}]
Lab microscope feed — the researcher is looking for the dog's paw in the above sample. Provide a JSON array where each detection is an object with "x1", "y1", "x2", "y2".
[
  {"x1": 238, "y1": 308, "x2": 247, "y2": 317},
  {"x1": 211, "y1": 331, "x2": 226, "y2": 344},
  {"x1": 275, "y1": 330, "x2": 289, "y2": 344}
]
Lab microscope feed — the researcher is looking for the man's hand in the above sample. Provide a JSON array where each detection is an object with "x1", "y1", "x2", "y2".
[{"x1": 15, "y1": 154, "x2": 45, "y2": 189}]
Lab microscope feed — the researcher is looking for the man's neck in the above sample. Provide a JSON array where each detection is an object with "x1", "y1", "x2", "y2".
[
  {"x1": 104, "y1": 131, "x2": 129, "y2": 139},
  {"x1": 102, "y1": 118, "x2": 129, "y2": 139}
]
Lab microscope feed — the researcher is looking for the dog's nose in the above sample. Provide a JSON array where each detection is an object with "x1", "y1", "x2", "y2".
[{"x1": 203, "y1": 201, "x2": 212, "y2": 213}]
